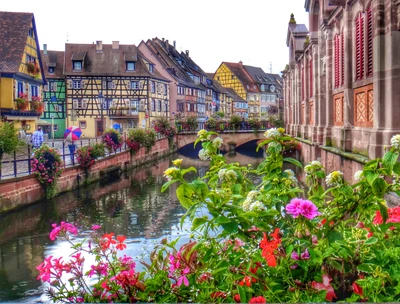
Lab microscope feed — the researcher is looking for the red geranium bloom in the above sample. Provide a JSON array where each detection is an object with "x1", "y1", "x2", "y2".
[
  {"x1": 233, "y1": 294, "x2": 241, "y2": 303},
  {"x1": 101, "y1": 233, "x2": 116, "y2": 250},
  {"x1": 116, "y1": 235, "x2": 127, "y2": 250},
  {"x1": 210, "y1": 291, "x2": 227, "y2": 299},
  {"x1": 352, "y1": 281, "x2": 363, "y2": 296},
  {"x1": 373, "y1": 206, "x2": 400, "y2": 225},
  {"x1": 260, "y1": 228, "x2": 281, "y2": 267},
  {"x1": 240, "y1": 275, "x2": 256, "y2": 287},
  {"x1": 311, "y1": 274, "x2": 337, "y2": 301},
  {"x1": 249, "y1": 296, "x2": 266, "y2": 303}
]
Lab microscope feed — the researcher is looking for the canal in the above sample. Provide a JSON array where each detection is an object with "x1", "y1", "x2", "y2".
[{"x1": 0, "y1": 143, "x2": 264, "y2": 303}]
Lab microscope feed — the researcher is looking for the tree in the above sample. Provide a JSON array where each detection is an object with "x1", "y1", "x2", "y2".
[{"x1": 0, "y1": 122, "x2": 22, "y2": 175}]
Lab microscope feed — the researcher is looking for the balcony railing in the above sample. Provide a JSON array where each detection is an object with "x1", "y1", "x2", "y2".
[{"x1": 109, "y1": 109, "x2": 139, "y2": 118}]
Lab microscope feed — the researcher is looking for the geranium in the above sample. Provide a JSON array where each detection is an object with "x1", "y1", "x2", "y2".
[
  {"x1": 373, "y1": 206, "x2": 400, "y2": 224},
  {"x1": 311, "y1": 274, "x2": 337, "y2": 301},
  {"x1": 249, "y1": 296, "x2": 267, "y2": 303},
  {"x1": 76, "y1": 146, "x2": 95, "y2": 169},
  {"x1": 102, "y1": 128, "x2": 123, "y2": 152},
  {"x1": 260, "y1": 228, "x2": 281, "y2": 267},
  {"x1": 286, "y1": 198, "x2": 320, "y2": 219},
  {"x1": 49, "y1": 221, "x2": 78, "y2": 241}
]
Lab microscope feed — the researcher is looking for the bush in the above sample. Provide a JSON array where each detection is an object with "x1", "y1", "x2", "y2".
[
  {"x1": 229, "y1": 115, "x2": 242, "y2": 130},
  {"x1": 31, "y1": 145, "x2": 64, "y2": 198},
  {"x1": 91, "y1": 143, "x2": 105, "y2": 159},
  {"x1": 38, "y1": 130, "x2": 400, "y2": 303},
  {"x1": 183, "y1": 115, "x2": 198, "y2": 131},
  {"x1": 0, "y1": 122, "x2": 22, "y2": 166},
  {"x1": 126, "y1": 128, "x2": 157, "y2": 155},
  {"x1": 102, "y1": 128, "x2": 123, "y2": 152},
  {"x1": 76, "y1": 146, "x2": 95, "y2": 169}
]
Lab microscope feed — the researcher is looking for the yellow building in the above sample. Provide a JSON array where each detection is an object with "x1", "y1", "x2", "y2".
[
  {"x1": 64, "y1": 41, "x2": 170, "y2": 138},
  {"x1": 0, "y1": 12, "x2": 46, "y2": 132}
]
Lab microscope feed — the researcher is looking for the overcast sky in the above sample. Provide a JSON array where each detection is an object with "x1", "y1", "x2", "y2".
[{"x1": 2, "y1": 0, "x2": 309, "y2": 74}]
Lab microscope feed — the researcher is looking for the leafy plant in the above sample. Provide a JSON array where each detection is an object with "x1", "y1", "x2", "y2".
[
  {"x1": 0, "y1": 122, "x2": 22, "y2": 172},
  {"x1": 76, "y1": 146, "x2": 95, "y2": 169},
  {"x1": 183, "y1": 115, "x2": 198, "y2": 131},
  {"x1": 15, "y1": 93, "x2": 30, "y2": 110},
  {"x1": 229, "y1": 115, "x2": 242, "y2": 130},
  {"x1": 91, "y1": 143, "x2": 105, "y2": 159},
  {"x1": 102, "y1": 128, "x2": 123, "y2": 152}
]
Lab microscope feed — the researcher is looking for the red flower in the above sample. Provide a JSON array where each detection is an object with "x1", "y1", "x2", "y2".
[
  {"x1": 210, "y1": 291, "x2": 227, "y2": 299},
  {"x1": 352, "y1": 281, "x2": 363, "y2": 297},
  {"x1": 101, "y1": 233, "x2": 116, "y2": 250},
  {"x1": 233, "y1": 294, "x2": 241, "y2": 303},
  {"x1": 239, "y1": 275, "x2": 256, "y2": 287},
  {"x1": 249, "y1": 296, "x2": 266, "y2": 303},
  {"x1": 373, "y1": 206, "x2": 400, "y2": 225},
  {"x1": 311, "y1": 274, "x2": 337, "y2": 301},
  {"x1": 116, "y1": 235, "x2": 127, "y2": 250},
  {"x1": 260, "y1": 228, "x2": 281, "y2": 267}
]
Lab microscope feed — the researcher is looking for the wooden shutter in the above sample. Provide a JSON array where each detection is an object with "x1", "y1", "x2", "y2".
[
  {"x1": 126, "y1": 81, "x2": 131, "y2": 89},
  {"x1": 73, "y1": 99, "x2": 78, "y2": 109},
  {"x1": 15, "y1": 81, "x2": 19, "y2": 98},
  {"x1": 341, "y1": 33, "x2": 345, "y2": 85},
  {"x1": 54, "y1": 82, "x2": 57, "y2": 92},
  {"x1": 28, "y1": 84, "x2": 32, "y2": 100},
  {"x1": 366, "y1": 6, "x2": 373, "y2": 77},
  {"x1": 139, "y1": 80, "x2": 144, "y2": 89},
  {"x1": 356, "y1": 13, "x2": 365, "y2": 80},
  {"x1": 334, "y1": 34, "x2": 339, "y2": 88},
  {"x1": 81, "y1": 80, "x2": 86, "y2": 89},
  {"x1": 82, "y1": 98, "x2": 88, "y2": 109},
  {"x1": 67, "y1": 80, "x2": 73, "y2": 89}
]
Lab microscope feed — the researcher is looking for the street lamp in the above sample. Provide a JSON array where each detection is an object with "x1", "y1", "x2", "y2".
[{"x1": 97, "y1": 92, "x2": 105, "y2": 135}]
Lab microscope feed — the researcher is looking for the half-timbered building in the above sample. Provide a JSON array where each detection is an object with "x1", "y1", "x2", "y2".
[
  {"x1": 64, "y1": 41, "x2": 170, "y2": 137},
  {"x1": 283, "y1": 0, "x2": 400, "y2": 179},
  {"x1": 40, "y1": 47, "x2": 66, "y2": 138},
  {"x1": 0, "y1": 11, "x2": 46, "y2": 133}
]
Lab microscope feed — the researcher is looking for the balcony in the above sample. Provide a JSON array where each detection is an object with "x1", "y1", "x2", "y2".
[{"x1": 109, "y1": 108, "x2": 139, "y2": 119}]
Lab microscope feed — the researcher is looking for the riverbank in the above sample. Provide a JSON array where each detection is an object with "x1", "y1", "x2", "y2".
[{"x1": 0, "y1": 137, "x2": 176, "y2": 214}]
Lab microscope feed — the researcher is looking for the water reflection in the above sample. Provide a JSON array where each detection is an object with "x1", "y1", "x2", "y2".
[{"x1": 0, "y1": 151, "x2": 262, "y2": 303}]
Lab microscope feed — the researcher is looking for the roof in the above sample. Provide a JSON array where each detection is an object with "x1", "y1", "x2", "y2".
[
  {"x1": 222, "y1": 62, "x2": 259, "y2": 93},
  {"x1": 64, "y1": 43, "x2": 169, "y2": 81},
  {"x1": 0, "y1": 11, "x2": 33, "y2": 73},
  {"x1": 41, "y1": 50, "x2": 64, "y2": 79},
  {"x1": 243, "y1": 65, "x2": 274, "y2": 85},
  {"x1": 225, "y1": 88, "x2": 246, "y2": 102},
  {"x1": 286, "y1": 23, "x2": 309, "y2": 46}
]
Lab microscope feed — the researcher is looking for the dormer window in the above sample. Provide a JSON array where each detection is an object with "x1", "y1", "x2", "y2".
[
  {"x1": 28, "y1": 28, "x2": 34, "y2": 37},
  {"x1": 149, "y1": 64, "x2": 154, "y2": 73},
  {"x1": 48, "y1": 67, "x2": 55, "y2": 74},
  {"x1": 73, "y1": 61, "x2": 82, "y2": 70},
  {"x1": 126, "y1": 61, "x2": 136, "y2": 71}
]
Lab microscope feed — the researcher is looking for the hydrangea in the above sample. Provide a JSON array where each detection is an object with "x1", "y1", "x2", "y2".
[
  {"x1": 284, "y1": 169, "x2": 295, "y2": 177},
  {"x1": 212, "y1": 137, "x2": 223, "y2": 148},
  {"x1": 304, "y1": 160, "x2": 324, "y2": 176},
  {"x1": 218, "y1": 169, "x2": 227, "y2": 180},
  {"x1": 218, "y1": 169, "x2": 237, "y2": 181},
  {"x1": 225, "y1": 170, "x2": 237, "y2": 180},
  {"x1": 390, "y1": 134, "x2": 400, "y2": 149},
  {"x1": 354, "y1": 170, "x2": 364, "y2": 181},
  {"x1": 242, "y1": 198, "x2": 253, "y2": 211},
  {"x1": 264, "y1": 128, "x2": 281, "y2": 139},
  {"x1": 198, "y1": 149, "x2": 211, "y2": 161},
  {"x1": 249, "y1": 201, "x2": 265, "y2": 212},
  {"x1": 325, "y1": 171, "x2": 343, "y2": 187},
  {"x1": 247, "y1": 190, "x2": 259, "y2": 200}
]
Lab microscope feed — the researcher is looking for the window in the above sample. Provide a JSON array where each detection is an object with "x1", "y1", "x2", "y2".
[
  {"x1": 50, "y1": 82, "x2": 57, "y2": 92},
  {"x1": 261, "y1": 84, "x2": 265, "y2": 91},
  {"x1": 73, "y1": 80, "x2": 81, "y2": 89},
  {"x1": 149, "y1": 64, "x2": 154, "y2": 73},
  {"x1": 157, "y1": 100, "x2": 162, "y2": 112},
  {"x1": 26, "y1": 55, "x2": 34, "y2": 63},
  {"x1": 17, "y1": 82, "x2": 24, "y2": 96},
  {"x1": 28, "y1": 28, "x2": 34, "y2": 37},
  {"x1": 73, "y1": 61, "x2": 82, "y2": 70},
  {"x1": 126, "y1": 61, "x2": 135, "y2": 71},
  {"x1": 151, "y1": 81, "x2": 155, "y2": 93},
  {"x1": 366, "y1": 6, "x2": 373, "y2": 77},
  {"x1": 131, "y1": 81, "x2": 139, "y2": 89},
  {"x1": 334, "y1": 34, "x2": 343, "y2": 88},
  {"x1": 48, "y1": 67, "x2": 55, "y2": 74},
  {"x1": 31, "y1": 85, "x2": 38, "y2": 97},
  {"x1": 164, "y1": 84, "x2": 167, "y2": 95},
  {"x1": 187, "y1": 103, "x2": 190, "y2": 112},
  {"x1": 151, "y1": 99, "x2": 155, "y2": 111},
  {"x1": 73, "y1": 99, "x2": 88, "y2": 109},
  {"x1": 53, "y1": 124, "x2": 58, "y2": 131},
  {"x1": 79, "y1": 121, "x2": 87, "y2": 129},
  {"x1": 54, "y1": 104, "x2": 60, "y2": 112},
  {"x1": 130, "y1": 100, "x2": 139, "y2": 111},
  {"x1": 355, "y1": 8, "x2": 373, "y2": 81}
]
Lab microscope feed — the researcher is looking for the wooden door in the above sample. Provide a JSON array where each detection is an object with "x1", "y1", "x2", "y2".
[{"x1": 96, "y1": 119, "x2": 104, "y2": 137}]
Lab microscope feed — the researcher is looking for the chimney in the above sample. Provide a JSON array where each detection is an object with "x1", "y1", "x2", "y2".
[
  {"x1": 185, "y1": 50, "x2": 189, "y2": 56},
  {"x1": 96, "y1": 40, "x2": 103, "y2": 52},
  {"x1": 162, "y1": 38, "x2": 165, "y2": 42},
  {"x1": 239, "y1": 60, "x2": 243, "y2": 65},
  {"x1": 43, "y1": 44, "x2": 47, "y2": 55},
  {"x1": 173, "y1": 40, "x2": 176, "y2": 48},
  {"x1": 112, "y1": 41, "x2": 119, "y2": 50}
]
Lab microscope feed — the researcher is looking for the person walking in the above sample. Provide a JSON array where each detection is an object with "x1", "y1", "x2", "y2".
[{"x1": 31, "y1": 126, "x2": 44, "y2": 149}]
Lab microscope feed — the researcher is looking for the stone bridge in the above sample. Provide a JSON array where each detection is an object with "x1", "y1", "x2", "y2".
[{"x1": 176, "y1": 130, "x2": 265, "y2": 150}]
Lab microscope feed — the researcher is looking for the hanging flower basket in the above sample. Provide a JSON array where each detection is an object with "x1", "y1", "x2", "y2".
[
  {"x1": 31, "y1": 96, "x2": 44, "y2": 114},
  {"x1": 102, "y1": 128, "x2": 123, "y2": 152},
  {"x1": 15, "y1": 93, "x2": 29, "y2": 111}
]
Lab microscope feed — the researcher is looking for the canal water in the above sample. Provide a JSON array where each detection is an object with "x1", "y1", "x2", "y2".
[{"x1": 0, "y1": 142, "x2": 264, "y2": 303}]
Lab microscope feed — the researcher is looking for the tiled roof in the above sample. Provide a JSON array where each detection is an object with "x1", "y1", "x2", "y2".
[
  {"x1": 243, "y1": 65, "x2": 274, "y2": 85},
  {"x1": 40, "y1": 50, "x2": 64, "y2": 79},
  {"x1": 225, "y1": 88, "x2": 246, "y2": 102},
  {"x1": 0, "y1": 11, "x2": 33, "y2": 73},
  {"x1": 64, "y1": 43, "x2": 169, "y2": 81},
  {"x1": 222, "y1": 62, "x2": 259, "y2": 93}
]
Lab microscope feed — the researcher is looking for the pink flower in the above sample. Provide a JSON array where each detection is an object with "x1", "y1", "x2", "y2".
[
  {"x1": 301, "y1": 249, "x2": 310, "y2": 260},
  {"x1": 249, "y1": 296, "x2": 266, "y2": 303},
  {"x1": 286, "y1": 198, "x2": 303, "y2": 218},
  {"x1": 177, "y1": 267, "x2": 190, "y2": 287},
  {"x1": 291, "y1": 251, "x2": 299, "y2": 260},
  {"x1": 49, "y1": 222, "x2": 78, "y2": 241},
  {"x1": 299, "y1": 200, "x2": 320, "y2": 219},
  {"x1": 91, "y1": 224, "x2": 101, "y2": 231},
  {"x1": 312, "y1": 274, "x2": 337, "y2": 301}
]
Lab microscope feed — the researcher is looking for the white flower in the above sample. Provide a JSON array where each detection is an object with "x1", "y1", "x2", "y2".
[
  {"x1": 354, "y1": 170, "x2": 364, "y2": 181},
  {"x1": 325, "y1": 171, "x2": 343, "y2": 187},
  {"x1": 198, "y1": 149, "x2": 210, "y2": 161},
  {"x1": 311, "y1": 160, "x2": 322, "y2": 166},
  {"x1": 249, "y1": 201, "x2": 265, "y2": 212},
  {"x1": 212, "y1": 137, "x2": 223, "y2": 148},
  {"x1": 218, "y1": 169, "x2": 227, "y2": 180},
  {"x1": 284, "y1": 169, "x2": 295, "y2": 177},
  {"x1": 225, "y1": 170, "x2": 237, "y2": 180},
  {"x1": 247, "y1": 190, "x2": 259, "y2": 200},
  {"x1": 264, "y1": 128, "x2": 281, "y2": 139},
  {"x1": 391, "y1": 134, "x2": 400, "y2": 149},
  {"x1": 242, "y1": 198, "x2": 252, "y2": 211}
]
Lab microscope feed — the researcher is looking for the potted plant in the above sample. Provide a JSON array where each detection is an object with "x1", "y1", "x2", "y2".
[
  {"x1": 15, "y1": 93, "x2": 29, "y2": 111},
  {"x1": 26, "y1": 61, "x2": 40, "y2": 77},
  {"x1": 31, "y1": 96, "x2": 44, "y2": 114}
]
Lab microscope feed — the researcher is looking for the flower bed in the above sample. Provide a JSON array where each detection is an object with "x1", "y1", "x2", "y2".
[{"x1": 37, "y1": 129, "x2": 400, "y2": 303}]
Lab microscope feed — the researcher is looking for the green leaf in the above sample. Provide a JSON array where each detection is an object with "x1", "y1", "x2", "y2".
[
  {"x1": 364, "y1": 171, "x2": 379, "y2": 186},
  {"x1": 364, "y1": 237, "x2": 378, "y2": 245},
  {"x1": 327, "y1": 230, "x2": 343, "y2": 244},
  {"x1": 378, "y1": 202, "x2": 389, "y2": 224},
  {"x1": 176, "y1": 184, "x2": 195, "y2": 209},
  {"x1": 221, "y1": 221, "x2": 238, "y2": 233},
  {"x1": 161, "y1": 179, "x2": 177, "y2": 192},
  {"x1": 215, "y1": 216, "x2": 231, "y2": 224},
  {"x1": 192, "y1": 217, "x2": 207, "y2": 229},
  {"x1": 181, "y1": 167, "x2": 197, "y2": 176},
  {"x1": 383, "y1": 151, "x2": 399, "y2": 175},
  {"x1": 357, "y1": 263, "x2": 376, "y2": 273},
  {"x1": 372, "y1": 178, "x2": 387, "y2": 198},
  {"x1": 190, "y1": 179, "x2": 209, "y2": 200},
  {"x1": 256, "y1": 139, "x2": 272, "y2": 152},
  {"x1": 238, "y1": 286, "x2": 247, "y2": 304},
  {"x1": 393, "y1": 162, "x2": 400, "y2": 175},
  {"x1": 283, "y1": 157, "x2": 303, "y2": 168}
]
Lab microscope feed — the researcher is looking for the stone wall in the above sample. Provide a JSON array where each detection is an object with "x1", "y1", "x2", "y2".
[{"x1": 0, "y1": 137, "x2": 174, "y2": 213}]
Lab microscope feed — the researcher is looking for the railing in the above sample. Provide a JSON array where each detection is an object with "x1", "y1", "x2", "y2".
[
  {"x1": 175, "y1": 121, "x2": 273, "y2": 133},
  {"x1": 109, "y1": 109, "x2": 139, "y2": 117},
  {"x1": 0, "y1": 132, "x2": 164, "y2": 180}
]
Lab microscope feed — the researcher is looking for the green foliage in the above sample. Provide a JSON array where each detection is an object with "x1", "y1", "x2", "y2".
[
  {"x1": 0, "y1": 122, "x2": 22, "y2": 157},
  {"x1": 90, "y1": 143, "x2": 105, "y2": 159},
  {"x1": 127, "y1": 128, "x2": 157, "y2": 153},
  {"x1": 229, "y1": 115, "x2": 242, "y2": 130}
]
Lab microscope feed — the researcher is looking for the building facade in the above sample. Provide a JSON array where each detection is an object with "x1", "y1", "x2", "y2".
[
  {"x1": 41, "y1": 47, "x2": 66, "y2": 138},
  {"x1": 0, "y1": 12, "x2": 46, "y2": 133},
  {"x1": 64, "y1": 41, "x2": 169, "y2": 138},
  {"x1": 283, "y1": 0, "x2": 400, "y2": 177}
]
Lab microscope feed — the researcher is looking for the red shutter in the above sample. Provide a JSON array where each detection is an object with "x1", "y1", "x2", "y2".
[
  {"x1": 334, "y1": 35, "x2": 339, "y2": 88},
  {"x1": 367, "y1": 6, "x2": 373, "y2": 77},
  {"x1": 309, "y1": 59, "x2": 313, "y2": 97},
  {"x1": 341, "y1": 33, "x2": 345, "y2": 85},
  {"x1": 356, "y1": 13, "x2": 365, "y2": 80}
]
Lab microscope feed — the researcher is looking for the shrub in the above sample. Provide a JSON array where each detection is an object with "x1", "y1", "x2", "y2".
[
  {"x1": 76, "y1": 146, "x2": 95, "y2": 169},
  {"x1": 183, "y1": 115, "x2": 198, "y2": 131},
  {"x1": 205, "y1": 117, "x2": 218, "y2": 130},
  {"x1": 126, "y1": 128, "x2": 157, "y2": 155},
  {"x1": 102, "y1": 128, "x2": 123, "y2": 152},
  {"x1": 31, "y1": 145, "x2": 64, "y2": 198},
  {"x1": 248, "y1": 118, "x2": 262, "y2": 131},
  {"x1": 229, "y1": 115, "x2": 242, "y2": 130},
  {"x1": 0, "y1": 122, "x2": 22, "y2": 172},
  {"x1": 91, "y1": 143, "x2": 105, "y2": 159}
]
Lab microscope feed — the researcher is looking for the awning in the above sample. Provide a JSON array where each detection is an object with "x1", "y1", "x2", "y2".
[
  {"x1": 4, "y1": 116, "x2": 38, "y2": 122},
  {"x1": 37, "y1": 119, "x2": 52, "y2": 125}
]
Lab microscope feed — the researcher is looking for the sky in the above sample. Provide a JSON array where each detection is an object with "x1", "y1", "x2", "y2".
[{"x1": 2, "y1": 0, "x2": 309, "y2": 75}]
